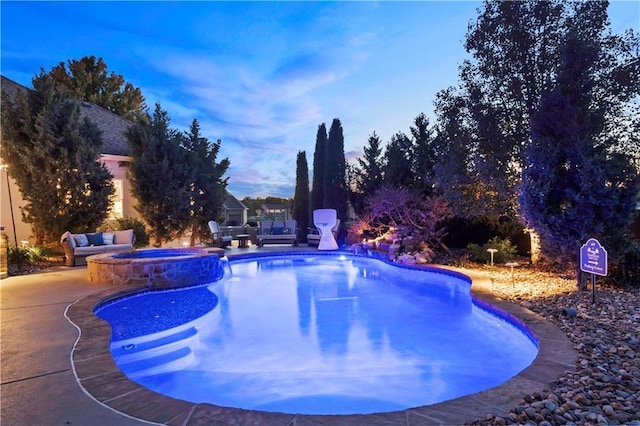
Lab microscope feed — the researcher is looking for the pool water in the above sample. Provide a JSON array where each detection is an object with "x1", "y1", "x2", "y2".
[{"x1": 96, "y1": 254, "x2": 538, "y2": 415}]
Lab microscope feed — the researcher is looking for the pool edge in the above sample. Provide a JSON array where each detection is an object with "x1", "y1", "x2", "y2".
[{"x1": 66, "y1": 261, "x2": 577, "y2": 425}]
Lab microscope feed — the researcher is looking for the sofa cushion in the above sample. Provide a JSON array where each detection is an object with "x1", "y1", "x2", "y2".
[
  {"x1": 109, "y1": 244, "x2": 133, "y2": 252},
  {"x1": 74, "y1": 246, "x2": 107, "y2": 255},
  {"x1": 102, "y1": 232, "x2": 114, "y2": 245},
  {"x1": 73, "y1": 234, "x2": 89, "y2": 247},
  {"x1": 86, "y1": 232, "x2": 104, "y2": 246},
  {"x1": 113, "y1": 229, "x2": 133, "y2": 244}
]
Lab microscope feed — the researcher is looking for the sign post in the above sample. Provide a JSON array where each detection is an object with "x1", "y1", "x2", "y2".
[{"x1": 579, "y1": 238, "x2": 608, "y2": 303}]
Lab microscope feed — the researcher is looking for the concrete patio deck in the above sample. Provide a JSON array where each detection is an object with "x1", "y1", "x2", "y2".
[{"x1": 1, "y1": 244, "x2": 577, "y2": 425}]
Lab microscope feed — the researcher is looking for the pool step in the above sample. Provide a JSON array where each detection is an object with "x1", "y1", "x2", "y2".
[
  {"x1": 112, "y1": 327, "x2": 199, "y2": 377},
  {"x1": 121, "y1": 346, "x2": 194, "y2": 379}
]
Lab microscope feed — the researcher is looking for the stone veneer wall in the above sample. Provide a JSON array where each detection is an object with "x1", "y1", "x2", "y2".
[{"x1": 87, "y1": 249, "x2": 225, "y2": 289}]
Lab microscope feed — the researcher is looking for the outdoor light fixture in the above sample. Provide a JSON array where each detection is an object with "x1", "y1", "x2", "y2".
[
  {"x1": 1, "y1": 162, "x2": 18, "y2": 246},
  {"x1": 505, "y1": 261, "x2": 519, "y2": 287},
  {"x1": 487, "y1": 248, "x2": 498, "y2": 266}
]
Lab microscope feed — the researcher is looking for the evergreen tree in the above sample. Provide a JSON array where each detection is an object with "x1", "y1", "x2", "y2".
[
  {"x1": 310, "y1": 123, "x2": 327, "y2": 213},
  {"x1": 435, "y1": 0, "x2": 639, "y2": 224},
  {"x1": 432, "y1": 88, "x2": 476, "y2": 218},
  {"x1": 519, "y1": 31, "x2": 639, "y2": 280},
  {"x1": 47, "y1": 56, "x2": 147, "y2": 120},
  {"x1": 324, "y1": 118, "x2": 348, "y2": 223},
  {"x1": 410, "y1": 113, "x2": 437, "y2": 195},
  {"x1": 1, "y1": 71, "x2": 114, "y2": 244},
  {"x1": 459, "y1": 0, "x2": 566, "y2": 218},
  {"x1": 126, "y1": 104, "x2": 191, "y2": 247},
  {"x1": 383, "y1": 131, "x2": 413, "y2": 188},
  {"x1": 422, "y1": 0, "x2": 640, "y2": 258},
  {"x1": 183, "y1": 119, "x2": 230, "y2": 246},
  {"x1": 292, "y1": 151, "x2": 310, "y2": 242},
  {"x1": 353, "y1": 132, "x2": 384, "y2": 214}
]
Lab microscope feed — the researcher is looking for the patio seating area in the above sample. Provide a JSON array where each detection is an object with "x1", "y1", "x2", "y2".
[{"x1": 256, "y1": 219, "x2": 299, "y2": 247}]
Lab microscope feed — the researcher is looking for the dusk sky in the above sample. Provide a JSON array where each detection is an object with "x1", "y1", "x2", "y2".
[{"x1": 2, "y1": 1, "x2": 638, "y2": 199}]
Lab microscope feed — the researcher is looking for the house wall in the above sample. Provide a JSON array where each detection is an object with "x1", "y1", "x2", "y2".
[
  {"x1": 101, "y1": 155, "x2": 138, "y2": 220},
  {"x1": 0, "y1": 155, "x2": 140, "y2": 247},
  {"x1": 224, "y1": 210, "x2": 247, "y2": 226},
  {"x1": 1, "y1": 154, "x2": 243, "y2": 249},
  {"x1": 0, "y1": 168, "x2": 32, "y2": 246}
]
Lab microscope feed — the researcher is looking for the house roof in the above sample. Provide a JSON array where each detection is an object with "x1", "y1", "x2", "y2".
[
  {"x1": 224, "y1": 191, "x2": 248, "y2": 211},
  {"x1": 261, "y1": 203, "x2": 290, "y2": 211},
  {"x1": 1, "y1": 75, "x2": 132, "y2": 157},
  {"x1": 0, "y1": 75, "x2": 23, "y2": 100},
  {"x1": 77, "y1": 101, "x2": 132, "y2": 156}
]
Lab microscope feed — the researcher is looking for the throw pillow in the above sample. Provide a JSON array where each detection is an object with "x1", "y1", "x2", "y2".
[
  {"x1": 73, "y1": 233, "x2": 89, "y2": 248},
  {"x1": 262, "y1": 228, "x2": 272, "y2": 235},
  {"x1": 86, "y1": 233, "x2": 104, "y2": 246},
  {"x1": 102, "y1": 232, "x2": 114, "y2": 245},
  {"x1": 283, "y1": 228, "x2": 290, "y2": 234},
  {"x1": 271, "y1": 227, "x2": 284, "y2": 235},
  {"x1": 113, "y1": 229, "x2": 133, "y2": 245}
]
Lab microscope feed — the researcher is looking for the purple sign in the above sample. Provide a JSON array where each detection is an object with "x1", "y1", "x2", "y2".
[{"x1": 580, "y1": 238, "x2": 608, "y2": 276}]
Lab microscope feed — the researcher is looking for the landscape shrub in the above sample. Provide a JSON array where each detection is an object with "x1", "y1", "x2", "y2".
[
  {"x1": 8, "y1": 245, "x2": 32, "y2": 268},
  {"x1": 466, "y1": 236, "x2": 517, "y2": 264},
  {"x1": 7, "y1": 245, "x2": 51, "y2": 271},
  {"x1": 608, "y1": 243, "x2": 640, "y2": 287}
]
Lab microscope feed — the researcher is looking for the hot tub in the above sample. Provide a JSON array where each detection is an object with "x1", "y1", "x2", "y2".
[{"x1": 86, "y1": 248, "x2": 225, "y2": 289}]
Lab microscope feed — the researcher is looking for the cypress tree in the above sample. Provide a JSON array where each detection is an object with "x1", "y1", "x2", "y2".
[
  {"x1": 292, "y1": 151, "x2": 310, "y2": 242},
  {"x1": 310, "y1": 123, "x2": 327, "y2": 213},
  {"x1": 324, "y1": 118, "x2": 348, "y2": 224}
]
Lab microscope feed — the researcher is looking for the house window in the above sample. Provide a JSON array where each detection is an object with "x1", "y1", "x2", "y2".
[{"x1": 109, "y1": 179, "x2": 123, "y2": 219}]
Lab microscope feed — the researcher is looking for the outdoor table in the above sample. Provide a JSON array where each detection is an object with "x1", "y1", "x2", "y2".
[{"x1": 236, "y1": 234, "x2": 250, "y2": 248}]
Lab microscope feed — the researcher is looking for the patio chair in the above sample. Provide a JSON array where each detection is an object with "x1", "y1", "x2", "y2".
[
  {"x1": 307, "y1": 218, "x2": 340, "y2": 247},
  {"x1": 312, "y1": 209, "x2": 339, "y2": 250},
  {"x1": 208, "y1": 220, "x2": 233, "y2": 248}
]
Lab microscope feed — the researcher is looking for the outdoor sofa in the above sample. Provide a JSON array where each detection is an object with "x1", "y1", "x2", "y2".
[
  {"x1": 256, "y1": 219, "x2": 298, "y2": 247},
  {"x1": 61, "y1": 229, "x2": 135, "y2": 267}
]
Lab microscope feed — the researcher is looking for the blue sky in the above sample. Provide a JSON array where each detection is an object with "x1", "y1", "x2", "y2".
[{"x1": 2, "y1": 1, "x2": 638, "y2": 199}]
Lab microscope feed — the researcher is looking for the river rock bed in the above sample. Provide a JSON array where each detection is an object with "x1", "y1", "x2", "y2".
[{"x1": 468, "y1": 266, "x2": 640, "y2": 426}]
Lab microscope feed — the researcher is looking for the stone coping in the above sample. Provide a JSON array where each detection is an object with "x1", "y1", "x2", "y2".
[
  {"x1": 66, "y1": 259, "x2": 577, "y2": 425},
  {"x1": 86, "y1": 248, "x2": 225, "y2": 288}
]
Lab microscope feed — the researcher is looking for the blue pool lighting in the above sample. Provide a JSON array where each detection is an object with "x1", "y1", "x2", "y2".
[{"x1": 96, "y1": 253, "x2": 538, "y2": 415}]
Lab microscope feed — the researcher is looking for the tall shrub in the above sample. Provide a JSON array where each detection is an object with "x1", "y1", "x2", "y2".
[
  {"x1": 293, "y1": 151, "x2": 310, "y2": 242},
  {"x1": 324, "y1": 118, "x2": 348, "y2": 223},
  {"x1": 310, "y1": 123, "x2": 327, "y2": 213},
  {"x1": 183, "y1": 119, "x2": 229, "y2": 246},
  {"x1": 1, "y1": 72, "x2": 114, "y2": 244},
  {"x1": 126, "y1": 104, "x2": 191, "y2": 247}
]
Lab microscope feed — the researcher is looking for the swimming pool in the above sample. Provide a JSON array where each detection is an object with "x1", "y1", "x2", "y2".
[{"x1": 96, "y1": 253, "x2": 538, "y2": 415}]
